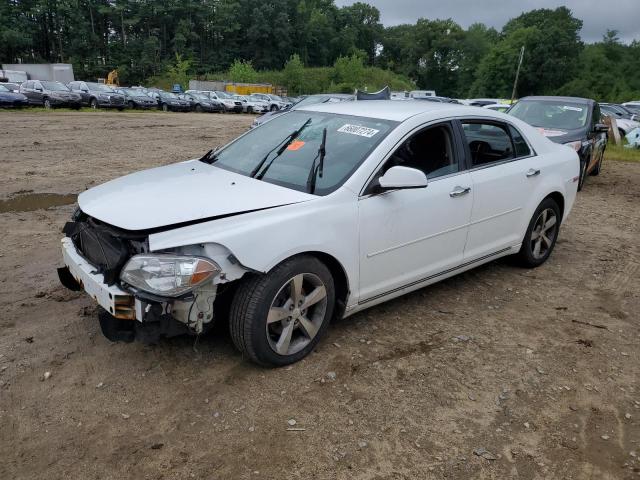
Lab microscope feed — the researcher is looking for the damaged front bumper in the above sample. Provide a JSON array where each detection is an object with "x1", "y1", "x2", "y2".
[{"x1": 59, "y1": 237, "x2": 217, "y2": 343}]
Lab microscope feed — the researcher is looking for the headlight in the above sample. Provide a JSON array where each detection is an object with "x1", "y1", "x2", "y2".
[
  {"x1": 564, "y1": 141, "x2": 583, "y2": 152},
  {"x1": 120, "y1": 255, "x2": 220, "y2": 297}
]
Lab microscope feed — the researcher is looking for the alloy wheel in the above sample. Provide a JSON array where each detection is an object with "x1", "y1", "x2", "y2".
[
  {"x1": 266, "y1": 273, "x2": 328, "y2": 356},
  {"x1": 530, "y1": 208, "x2": 558, "y2": 260}
]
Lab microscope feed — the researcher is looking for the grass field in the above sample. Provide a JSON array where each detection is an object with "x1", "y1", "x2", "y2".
[{"x1": 607, "y1": 141, "x2": 640, "y2": 162}]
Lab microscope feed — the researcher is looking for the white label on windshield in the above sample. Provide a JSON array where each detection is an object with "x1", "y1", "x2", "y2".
[
  {"x1": 337, "y1": 124, "x2": 380, "y2": 138},
  {"x1": 562, "y1": 106, "x2": 583, "y2": 112}
]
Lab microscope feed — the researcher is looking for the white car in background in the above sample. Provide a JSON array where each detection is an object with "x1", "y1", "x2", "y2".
[
  {"x1": 250, "y1": 93, "x2": 288, "y2": 111},
  {"x1": 58, "y1": 101, "x2": 578, "y2": 366},
  {"x1": 234, "y1": 94, "x2": 269, "y2": 113}
]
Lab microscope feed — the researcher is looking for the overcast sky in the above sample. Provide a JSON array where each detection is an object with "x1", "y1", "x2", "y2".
[{"x1": 335, "y1": 0, "x2": 640, "y2": 43}]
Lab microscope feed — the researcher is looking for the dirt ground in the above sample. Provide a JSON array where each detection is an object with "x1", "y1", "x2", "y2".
[{"x1": 1, "y1": 111, "x2": 639, "y2": 480}]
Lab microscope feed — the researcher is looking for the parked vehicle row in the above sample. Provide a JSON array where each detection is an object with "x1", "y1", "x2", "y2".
[{"x1": 0, "y1": 81, "x2": 273, "y2": 113}]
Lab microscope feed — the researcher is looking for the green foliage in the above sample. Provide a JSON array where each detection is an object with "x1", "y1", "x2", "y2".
[
  {"x1": 333, "y1": 51, "x2": 366, "y2": 91},
  {"x1": 166, "y1": 54, "x2": 192, "y2": 90},
  {"x1": 282, "y1": 54, "x2": 305, "y2": 95},
  {"x1": 0, "y1": 2, "x2": 638, "y2": 102},
  {"x1": 228, "y1": 59, "x2": 258, "y2": 83}
]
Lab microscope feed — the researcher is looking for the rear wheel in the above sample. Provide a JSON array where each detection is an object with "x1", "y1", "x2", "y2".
[
  {"x1": 514, "y1": 198, "x2": 561, "y2": 268},
  {"x1": 229, "y1": 255, "x2": 335, "y2": 366},
  {"x1": 128, "y1": 101, "x2": 135, "y2": 109},
  {"x1": 195, "y1": 104, "x2": 203, "y2": 112},
  {"x1": 270, "y1": 104, "x2": 278, "y2": 112}
]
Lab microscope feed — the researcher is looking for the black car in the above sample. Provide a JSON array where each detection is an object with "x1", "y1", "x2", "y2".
[
  {"x1": 68, "y1": 81, "x2": 126, "y2": 109},
  {"x1": 179, "y1": 92, "x2": 223, "y2": 112},
  {"x1": 19, "y1": 80, "x2": 82, "y2": 109},
  {"x1": 0, "y1": 83, "x2": 29, "y2": 107},
  {"x1": 116, "y1": 88, "x2": 158, "y2": 109},
  {"x1": 508, "y1": 96, "x2": 608, "y2": 190},
  {"x1": 146, "y1": 91, "x2": 191, "y2": 111}
]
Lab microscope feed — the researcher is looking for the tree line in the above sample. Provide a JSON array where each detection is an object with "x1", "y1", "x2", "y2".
[{"x1": 1, "y1": 1, "x2": 638, "y2": 101}]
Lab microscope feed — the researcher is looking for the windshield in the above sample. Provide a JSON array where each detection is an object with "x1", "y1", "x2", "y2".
[
  {"x1": 249, "y1": 95, "x2": 264, "y2": 102},
  {"x1": 123, "y1": 88, "x2": 147, "y2": 97},
  {"x1": 215, "y1": 91, "x2": 232, "y2": 99},
  {"x1": 161, "y1": 92, "x2": 178, "y2": 99},
  {"x1": 208, "y1": 111, "x2": 396, "y2": 195},
  {"x1": 87, "y1": 83, "x2": 115, "y2": 93},
  {"x1": 509, "y1": 100, "x2": 589, "y2": 130},
  {"x1": 42, "y1": 81, "x2": 70, "y2": 92},
  {"x1": 269, "y1": 95, "x2": 283, "y2": 101},
  {"x1": 0, "y1": 85, "x2": 9, "y2": 92}
]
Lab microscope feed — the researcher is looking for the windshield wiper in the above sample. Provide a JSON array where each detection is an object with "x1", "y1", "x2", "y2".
[
  {"x1": 306, "y1": 128, "x2": 327, "y2": 194},
  {"x1": 251, "y1": 118, "x2": 312, "y2": 179},
  {"x1": 199, "y1": 147, "x2": 219, "y2": 164}
]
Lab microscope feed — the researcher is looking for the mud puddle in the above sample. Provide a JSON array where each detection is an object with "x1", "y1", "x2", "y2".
[{"x1": 0, "y1": 193, "x2": 77, "y2": 213}]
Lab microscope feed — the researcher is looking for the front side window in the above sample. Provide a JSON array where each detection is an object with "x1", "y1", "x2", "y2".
[
  {"x1": 206, "y1": 111, "x2": 397, "y2": 195},
  {"x1": 382, "y1": 124, "x2": 459, "y2": 179},
  {"x1": 462, "y1": 122, "x2": 515, "y2": 166}
]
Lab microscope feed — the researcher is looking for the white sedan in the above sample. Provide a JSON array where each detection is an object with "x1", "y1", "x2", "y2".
[{"x1": 58, "y1": 101, "x2": 579, "y2": 366}]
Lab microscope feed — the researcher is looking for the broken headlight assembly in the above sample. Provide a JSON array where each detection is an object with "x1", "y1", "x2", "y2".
[{"x1": 120, "y1": 254, "x2": 221, "y2": 297}]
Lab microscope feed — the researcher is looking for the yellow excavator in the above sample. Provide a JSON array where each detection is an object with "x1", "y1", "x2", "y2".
[{"x1": 106, "y1": 69, "x2": 119, "y2": 87}]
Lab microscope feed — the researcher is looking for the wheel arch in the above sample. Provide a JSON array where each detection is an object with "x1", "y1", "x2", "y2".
[
  {"x1": 303, "y1": 251, "x2": 350, "y2": 320},
  {"x1": 544, "y1": 191, "x2": 565, "y2": 220}
]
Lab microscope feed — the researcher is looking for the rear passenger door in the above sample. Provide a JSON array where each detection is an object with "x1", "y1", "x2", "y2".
[{"x1": 459, "y1": 119, "x2": 539, "y2": 261}]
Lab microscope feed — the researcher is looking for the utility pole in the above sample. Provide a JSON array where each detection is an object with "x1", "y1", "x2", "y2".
[{"x1": 511, "y1": 46, "x2": 525, "y2": 104}]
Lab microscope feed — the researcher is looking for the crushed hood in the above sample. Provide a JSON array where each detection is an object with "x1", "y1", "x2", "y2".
[{"x1": 78, "y1": 160, "x2": 316, "y2": 231}]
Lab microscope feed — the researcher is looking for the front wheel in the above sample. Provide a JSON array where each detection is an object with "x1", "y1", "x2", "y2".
[
  {"x1": 128, "y1": 101, "x2": 135, "y2": 109},
  {"x1": 161, "y1": 103, "x2": 168, "y2": 112},
  {"x1": 514, "y1": 198, "x2": 561, "y2": 268},
  {"x1": 229, "y1": 255, "x2": 335, "y2": 366},
  {"x1": 577, "y1": 157, "x2": 587, "y2": 191},
  {"x1": 90, "y1": 98, "x2": 98, "y2": 109},
  {"x1": 43, "y1": 98, "x2": 51, "y2": 109},
  {"x1": 590, "y1": 148, "x2": 605, "y2": 176},
  {"x1": 270, "y1": 104, "x2": 278, "y2": 112}
]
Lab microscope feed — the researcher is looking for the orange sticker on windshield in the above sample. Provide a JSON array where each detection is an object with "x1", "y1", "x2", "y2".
[{"x1": 287, "y1": 140, "x2": 306, "y2": 151}]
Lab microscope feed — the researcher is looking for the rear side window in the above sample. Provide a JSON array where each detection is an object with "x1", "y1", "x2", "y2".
[
  {"x1": 462, "y1": 122, "x2": 514, "y2": 167},
  {"x1": 508, "y1": 125, "x2": 531, "y2": 157}
]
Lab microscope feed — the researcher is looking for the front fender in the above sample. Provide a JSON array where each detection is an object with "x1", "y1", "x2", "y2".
[{"x1": 148, "y1": 190, "x2": 360, "y2": 303}]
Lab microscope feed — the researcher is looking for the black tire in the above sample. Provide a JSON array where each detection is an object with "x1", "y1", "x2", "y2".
[
  {"x1": 590, "y1": 148, "x2": 605, "y2": 176},
  {"x1": 90, "y1": 98, "x2": 98, "y2": 109},
  {"x1": 195, "y1": 104, "x2": 203, "y2": 112},
  {"x1": 577, "y1": 156, "x2": 587, "y2": 191},
  {"x1": 514, "y1": 197, "x2": 561, "y2": 268},
  {"x1": 128, "y1": 101, "x2": 135, "y2": 109},
  {"x1": 161, "y1": 103, "x2": 168, "y2": 112},
  {"x1": 229, "y1": 255, "x2": 335, "y2": 367},
  {"x1": 270, "y1": 104, "x2": 278, "y2": 112},
  {"x1": 247, "y1": 106, "x2": 253, "y2": 114},
  {"x1": 43, "y1": 98, "x2": 51, "y2": 109}
]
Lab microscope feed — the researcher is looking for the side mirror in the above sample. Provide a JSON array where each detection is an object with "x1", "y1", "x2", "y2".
[
  {"x1": 595, "y1": 123, "x2": 609, "y2": 133},
  {"x1": 35, "y1": 87, "x2": 43, "y2": 92},
  {"x1": 378, "y1": 166, "x2": 428, "y2": 190}
]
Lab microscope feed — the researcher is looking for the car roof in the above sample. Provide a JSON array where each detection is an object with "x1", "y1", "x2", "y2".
[
  {"x1": 519, "y1": 95, "x2": 594, "y2": 105},
  {"x1": 297, "y1": 99, "x2": 499, "y2": 122}
]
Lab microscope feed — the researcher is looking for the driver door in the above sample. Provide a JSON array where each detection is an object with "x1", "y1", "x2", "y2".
[{"x1": 358, "y1": 122, "x2": 474, "y2": 304}]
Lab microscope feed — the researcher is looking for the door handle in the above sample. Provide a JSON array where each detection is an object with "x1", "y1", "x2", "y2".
[
  {"x1": 526, "y1": 168, "x2": 541, "y2": 177},
  {"x1": 449, "y1": 186, "x2": 471, "y2": 197}
]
